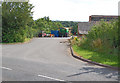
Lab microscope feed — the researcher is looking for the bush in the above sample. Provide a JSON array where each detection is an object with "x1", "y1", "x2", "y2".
[
  {"x1": 2, "y1": 2, "x2": 34, "y2": 43},
  {"x1": 77, "y1": 20, "x2": 118, "y2": 56}
]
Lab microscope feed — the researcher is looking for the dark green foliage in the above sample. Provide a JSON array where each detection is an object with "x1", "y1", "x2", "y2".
[
  {"x1": 118, "y1": 16, "x2": 120, "y2": 67},
  {"x1": 0, "y1": 9, "x2": 1, "y2": 43},
  {"x1": 118, "y1": 16, "x2": 120, "y2": 49},
  {"x1": 2, "y1": 2, "x2": 34, "y2": 43}
]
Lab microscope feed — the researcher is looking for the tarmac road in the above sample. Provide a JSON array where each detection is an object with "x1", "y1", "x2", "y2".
[{"x1": 1, "y1": 38, "x2": 118, "y2": 81}]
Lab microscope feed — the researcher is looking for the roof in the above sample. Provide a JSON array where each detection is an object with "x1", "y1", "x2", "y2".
[
  {"x1": 90, "y1": 15, "x2": 118, "y2": 17},
  {"x1": 78, "y1": 22, "x2": 94, "y2": 34},
  {"x1": 89, "y1": 15, "x2": 118, "y2": 22}
]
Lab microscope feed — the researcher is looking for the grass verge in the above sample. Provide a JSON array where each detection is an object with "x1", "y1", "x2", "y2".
[
  {"x1": 72, "y1": 45, "x2": 119, "y2": 67},
  {"x1": 1, "y1": 38, "x2": 32, "y2": 44},
  {"x1": 24, "y1": 38, "x2": 31, "y2": 42}
]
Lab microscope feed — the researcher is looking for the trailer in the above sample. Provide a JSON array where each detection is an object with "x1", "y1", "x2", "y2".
[
  {"x1": 51, "y1": 28, "x2": 69, "y2": 37},
  {"x1": 51, "y1": 30, "x2": 59, "y2": 37}
]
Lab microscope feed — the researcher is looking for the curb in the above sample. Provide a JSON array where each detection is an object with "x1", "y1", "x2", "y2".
[{"x1": 70, "y1": 46, "x2": 119, "y2": 71}]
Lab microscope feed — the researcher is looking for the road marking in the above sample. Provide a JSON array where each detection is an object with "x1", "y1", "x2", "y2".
[
  {"x1": 0, "y1": 66, "x2": 12, "y2": 70},
  {"x1": 38, "y1": 74, "x2": 65, "y2": 81}
]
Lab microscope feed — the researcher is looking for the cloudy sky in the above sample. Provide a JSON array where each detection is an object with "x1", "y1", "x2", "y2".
[{"x1": 29, "y1": 0, "x2": 119, "y2": 21}]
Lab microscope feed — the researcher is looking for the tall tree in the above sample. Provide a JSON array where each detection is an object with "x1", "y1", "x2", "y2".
[{"x1": 2, "y1": 2, "x2": 34, "y2": 43}]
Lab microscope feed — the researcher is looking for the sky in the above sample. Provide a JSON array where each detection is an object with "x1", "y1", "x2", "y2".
[{"x1": 29, "y1": 0, "x2": 120, "y2": 22}]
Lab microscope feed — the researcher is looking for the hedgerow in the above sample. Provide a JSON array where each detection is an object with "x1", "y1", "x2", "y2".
[{"x1": 78, "y1": 20, "x2": 118, "y2": 56}]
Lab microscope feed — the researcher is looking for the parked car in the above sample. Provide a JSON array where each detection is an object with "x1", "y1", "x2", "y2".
[
  {"x1": 50, "y1": 34, "x2": 54, "y2": 37},
  {"x1": 46, "y1": 34, "x2": 51, "y2": 37},
  {"x1": 42, "y1": 33, "x2": 46, "y2": 37}
]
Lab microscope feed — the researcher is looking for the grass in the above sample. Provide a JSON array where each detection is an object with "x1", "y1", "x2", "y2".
[
  {"x1": 24, "y1": 38, "x2": 31, "y2": 42},
  {"x1": 72, "y1": 45, "x2": 119, "y2": 67},
  {"x1": 1, "y1": 38, "x2": 31, "y2": 44}
]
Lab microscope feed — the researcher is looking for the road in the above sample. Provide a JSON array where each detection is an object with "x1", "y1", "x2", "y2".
[{"x1": 1, "y1": 38, "x2": 118, "y2": 81}]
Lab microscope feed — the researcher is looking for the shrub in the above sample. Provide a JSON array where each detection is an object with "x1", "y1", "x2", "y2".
[
  {"x1": 92, "y1": 38, "x2": 102, "y2": 48},
  {"x1": 2, "y1": 2, "x2": 34, "y2": 43},
  {"x1": 76, "y1": 20, "x2": 118, "y2": 56}
]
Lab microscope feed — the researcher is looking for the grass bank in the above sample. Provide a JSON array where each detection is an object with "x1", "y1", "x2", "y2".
[
  {"x1": 72, "y1": 45, "x2": 119, "y2": 67},
  {"x1": 1, "y1": 38, "x2": 32, "y2": 44}
]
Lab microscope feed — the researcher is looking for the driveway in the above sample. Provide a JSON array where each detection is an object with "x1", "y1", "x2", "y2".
[{"x1": 1, "y1": 38, "x2": 118, "y2": 81}]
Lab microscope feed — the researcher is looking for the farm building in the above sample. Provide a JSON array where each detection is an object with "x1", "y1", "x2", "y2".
[{"x1": 78, "y1": 22, "x2": 94, "y2": 37}]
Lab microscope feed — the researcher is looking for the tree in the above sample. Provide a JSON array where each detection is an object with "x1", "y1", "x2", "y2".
[
  {"x1": 34, "y1": 17, "x2": 63, "y2": 35},
  {"x1": 2, "y1": 2, "x2": 34, "y2": 43}
]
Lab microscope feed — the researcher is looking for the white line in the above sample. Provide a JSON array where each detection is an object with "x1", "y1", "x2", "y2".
[
  {"x1": 38, "y1": 74, "x2": 65, "y2": 81},
  {"x1": 0, "y1": 66, "x2": 12, "y2": 70}
]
